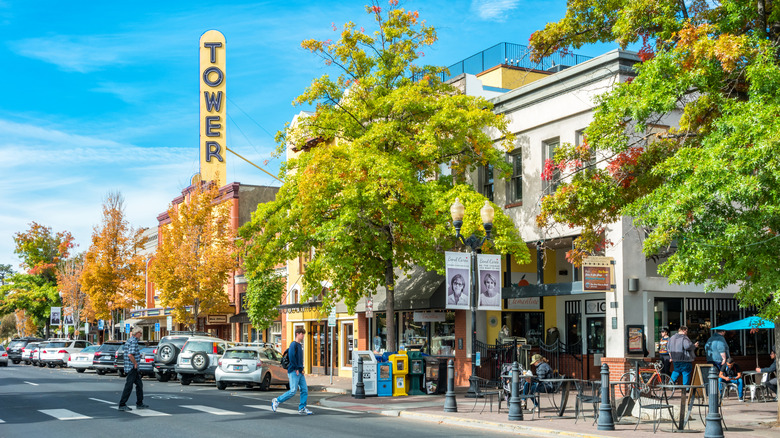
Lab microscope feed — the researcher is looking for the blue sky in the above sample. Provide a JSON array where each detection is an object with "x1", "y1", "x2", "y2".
[{"x1": 0, "y1": 0, "x2": 617, "y2": 270}]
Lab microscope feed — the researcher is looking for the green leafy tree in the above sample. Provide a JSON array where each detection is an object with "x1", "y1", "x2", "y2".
[
  {"x1": 530, "y1": 1, "x2": 780, "y2": 416},
  {"x1": 239, "y1": 2, "x2": 529, "y2": 351},
  {"x1": 0, "y1": 264, "x2": 13, "y2": 286}
]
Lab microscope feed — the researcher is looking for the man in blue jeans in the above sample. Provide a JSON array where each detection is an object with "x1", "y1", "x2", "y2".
[
  {"x1": 668, "y1": 326, "x2": 699, "y2": 385},
  {"x1": 272, "y1": 327, "x2": 312, "y2": 415}
]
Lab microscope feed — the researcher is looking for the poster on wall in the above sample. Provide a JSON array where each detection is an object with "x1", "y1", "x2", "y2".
[
  {"x1": 477, "y1": 254, "x2": 502, "y2": 310},
  {"x1": 582, "y1": 256, "x2": 615, "y2": 292},
  {"x1": 445, "y1": 251, "x2": 471, "y2": 309},
  {"x1": 627, "y1": 325, "x2": 646, "y2": 354},
  {"x1": 50, "y1": 307, "x2": 61, "y2": 325}
]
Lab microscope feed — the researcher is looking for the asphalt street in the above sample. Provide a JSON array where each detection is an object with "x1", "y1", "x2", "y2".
[{"x1": 0, "y1": 362, "x2": 525, "y2": 438}]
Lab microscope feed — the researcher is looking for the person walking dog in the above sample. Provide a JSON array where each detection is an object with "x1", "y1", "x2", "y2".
[
  {"x1": 272, "y1": 327, "x2": 313, "y2": 415},
  {"x1": 118, "y1": 327, "x2": 148, "y2": 411}
]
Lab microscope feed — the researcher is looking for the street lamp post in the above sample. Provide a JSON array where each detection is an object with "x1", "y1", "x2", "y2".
[{"x1": 450, "y1": 198, "x2": 494, "y2": 398}]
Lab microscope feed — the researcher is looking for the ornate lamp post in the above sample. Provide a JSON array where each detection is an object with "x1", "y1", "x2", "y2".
[{"x1": 450, "y1": 198, "x2": 494, "y2": 398}]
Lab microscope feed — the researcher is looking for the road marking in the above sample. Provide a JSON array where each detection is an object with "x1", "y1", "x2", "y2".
[
  {"x1": 39, "y1": 409, "x2": 91, "y2": 420},
  {"x1": 180, "y1": 405, "x2": 244, "y2": 416},
  {"x1": 23, "y1": 381, "x2": 39, "y2": 386},
  {"x1": 89, "y1": 398, "x2": 116, "y2": 404},
  {"x1": 0, "y1": 419, "x2": 5, "y2": 423},
  {"x1": 245, "y1": 404, "x2": 302, "y2": 415},
  {"x1": 111, "y1": 406, "x2": 170, "y2": 417}
]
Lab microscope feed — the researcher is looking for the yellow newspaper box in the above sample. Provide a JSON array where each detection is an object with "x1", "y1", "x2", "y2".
[{"x1": 388, "y1": 351, "x2": 409, "y2": 396}]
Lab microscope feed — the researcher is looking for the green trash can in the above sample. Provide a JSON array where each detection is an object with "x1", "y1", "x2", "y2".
[{"x1": 407, "y1": 351, "x2": 426, "y2": 395}]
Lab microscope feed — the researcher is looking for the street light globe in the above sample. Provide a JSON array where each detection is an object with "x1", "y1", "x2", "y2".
[
  {"x1": 450, "y1": 198, "x2": 465, "y2": 222},
  {"x1": 480, "y1": 201, "x2": 495, "y2": 226}
]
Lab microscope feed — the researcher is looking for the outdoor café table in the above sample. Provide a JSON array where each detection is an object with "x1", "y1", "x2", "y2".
[
  {"x1": 538, "y1": 377, "x2": 580, "y2": 417},
  {"x1": 657, "y1": 383, "x2": 705, "y2": 431}
]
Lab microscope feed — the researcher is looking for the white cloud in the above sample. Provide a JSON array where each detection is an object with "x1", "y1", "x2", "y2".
[{"x1": 470, "y1": 0, "x2": 521, "y2": 22}]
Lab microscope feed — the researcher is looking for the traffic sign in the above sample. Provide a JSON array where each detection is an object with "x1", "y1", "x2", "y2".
[
  {"x1": 475, "y1": 351, "x2": 481, "y2": 367},
  {"x1": 98, "y1": 319, "x2": 104, "y2": 330},
  {"x1": 166, "y1": 316, "x2": 173, "y2": 330},
  {"x1": 125, "y1": 323, "x2": 130, "y2": 334},
  {"x1": 155, "y1": 323, "x2": 160, "y2": 332},
  {"x1": 328, "y1": 309, "x2": 336, "y2": 327}
]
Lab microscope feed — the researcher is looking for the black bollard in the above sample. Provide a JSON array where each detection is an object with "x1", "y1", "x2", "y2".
[
  {"x1": 597, "y1": 363, "x2": 615, "y2": 430},
  {"x1": 508, "y1": 361, "x2": 523, "y2": 420},
  {"x1": 704, "y1": 366, "x2": 724, "y2": 438},
  {"x1": 444, "y1": 359, "x2": 458, "y2": 412},
  {"x1": 354, "y1": 357, "x2": 366, "y2": 399}
]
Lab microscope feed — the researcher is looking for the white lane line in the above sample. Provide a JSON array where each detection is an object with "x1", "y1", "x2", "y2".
[
  {"x1": 89, "y1": 398, "x2": 115, "y2": 405},
  {"x1": 180, "y1": 405, "x2": 244, "y2": 416},
  {"x1": 39, "y1": 409, "x2": 92, "y2": 420},
  {"x1": 0, "y1": 419, "x2": 5, "y2": 423},
  {"x1": 110, "y1": 406, "x2": 170, "y2": 417},
  {"x1": 23, "y1": 381, "x2": 39, "y2": 386},
  {"x1": 245, "y1": 404, "x2": 300, "y2": 415}
]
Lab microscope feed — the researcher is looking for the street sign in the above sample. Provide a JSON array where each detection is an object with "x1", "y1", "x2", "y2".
[
  {"x1": 155, "y1": 323, "x2": 160, "y2": 332},
  {"x1": 328, "y1": 309, "x2": 336, "y2": 327},
  {"x1": 84, "y1": 322, "x2": 89, "y2": 335},
  {"x1": 475, "y1": 351, "x2": 481, "y2": 367},
  {"x1": 166, "y1": 316, "x2": 173, "y2": 330},
  {"x1": 98, "y1": 320, "x2": 104, "y2": 330},
  {"x1": 365, "y1": 296, "x2": 373, "y2": 318},
  {"x1": 125, "y1": 323, "x2": 130, "y2": 334}
]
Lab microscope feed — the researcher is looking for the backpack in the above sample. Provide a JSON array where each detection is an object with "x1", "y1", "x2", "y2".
[{"x1": 280, "y1": 348, "x2": 290, "y2": 369}]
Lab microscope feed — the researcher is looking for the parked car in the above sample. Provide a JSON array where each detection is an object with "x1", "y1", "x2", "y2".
[
  {"x1": 21, "y1": 342, "x2": 40, "y2": 365},
  {"x1": 215, "y1": 345, "x2": 288, "y2": 391},
  {"x1": 137, "y1": 346, "x2": 158, "y2": 378},
  {"x1": 0, "y1": 344, "x2": 8, "y2": 367},
  {"x1": 92, "y1": 341, "x2": 124, "y2": 375},
  {"x1": 154, "y1": 331, "x2": 216, "y2": 382},
  {"x1": 6, "y1": 337, "x2": 43, "y2": 364},
  {"x1": 40, "y1": 339, "x2": 92, "y2": 368},
  {"x1": 175, "y1": 336, "x2": 230, "y2": 385},
  {"x1": 34, "y1": 342, "x2": 48, "y2": 367},
  {"x1": 114, "y1": 342, "x2": 156, "y2": 377},
  {"x1": 68, "y1": 345, "x2": 100, "y2": 373}
]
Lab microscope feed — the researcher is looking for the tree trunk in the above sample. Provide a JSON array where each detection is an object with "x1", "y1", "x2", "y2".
[{"x1": 384, "y1": 258, "x2": 396, "y2": 352}]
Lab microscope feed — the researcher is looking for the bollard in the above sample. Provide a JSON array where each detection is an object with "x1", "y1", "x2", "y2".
[
  {"x1": 354, "y1": 357, "x2": 366, "y2": 399},
  {"x1": 704, "y1": 366, "x2": 724, "y2": 438},
  {"x1": 508, "y1": 361, "x2": 523, "y2": 420},
  {"x1": 444, "y1": 359, "x2": 458, "y2": 412},
  {"x1": 597, "y1": 363, "x2": 615, "y2": 430}
]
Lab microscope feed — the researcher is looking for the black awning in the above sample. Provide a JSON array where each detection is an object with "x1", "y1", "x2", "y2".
[{"x1": 229, "y1": 313, "x2": 251, "y2": 324}]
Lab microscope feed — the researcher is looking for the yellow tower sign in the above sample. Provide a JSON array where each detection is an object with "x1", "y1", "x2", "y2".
[{"x1": 199, "y1": 30, "x2": 227, "y2": 187}]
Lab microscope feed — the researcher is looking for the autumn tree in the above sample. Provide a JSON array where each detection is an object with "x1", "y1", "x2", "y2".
[
  {"x1": 530, "y1": 1, "x2": 780, "y2": 419},
  {"x1": 80, "y1": 192, "x2": 146, "y2": 331},
  {"x1": 0, "y1": 222, "x2": 73, "y2": 334},
  {"x1": 57, "y1": 253, "x2": 93, "y2": 337},
  {"x1": 150, "y1": 182, "x2": 237, "y2": 330},
  {"x1": 239, "y1": 2, "x2": 529, "y2": 351}
]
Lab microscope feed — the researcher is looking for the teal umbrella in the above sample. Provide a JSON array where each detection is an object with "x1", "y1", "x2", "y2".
[{"x1": 712, "y1": 316, "x2": 775, "y2": 367}]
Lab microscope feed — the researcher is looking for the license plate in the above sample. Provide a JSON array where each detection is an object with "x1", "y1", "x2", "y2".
[
  {"x1": 182, "y1": 358, "x2": 190, "y2": 364},
  {"x1": 232, "y1": 365, "x2": 242, "y2": 371},
  {"x1": 79, "y1": 357, "x2": 87, "y2": 361}
]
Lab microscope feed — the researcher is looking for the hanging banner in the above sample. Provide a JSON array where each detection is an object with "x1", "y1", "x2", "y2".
[
  {"x1": 63, "y1": 307, "x2": 75, "y2": 326},
  {"x1": 582, "y1": 256, "x2": 615, "y2": 292},
  {"x1": 445, "y1": 251, "x2": 470, "y2": 309},
  {"x1": 50, "y1": 307, "x2": 61, "y2": 325},
  {"x1": 477, "y1": 254, "x2": 502, "y2": 310}
]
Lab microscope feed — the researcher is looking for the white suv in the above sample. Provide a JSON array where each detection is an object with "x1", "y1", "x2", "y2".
[
  {"x1": 40, "y1": 339, "x2": 92, "y2": 368},
  {"x1": 175, "y1": 336, "x2": 229, "y2": 385}
]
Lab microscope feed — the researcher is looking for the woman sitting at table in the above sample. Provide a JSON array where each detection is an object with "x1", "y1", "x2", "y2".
[
  {"x1": 719, "y1": 357, "x2": 744, "y2": 401},
  {"x1": 523, "y1": 354, "x2": 555, "y2": 408}
]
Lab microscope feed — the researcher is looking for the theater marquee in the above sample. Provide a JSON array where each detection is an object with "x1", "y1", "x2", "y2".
[{"x1": 199, "y1": 30, "x2": 227, "y2": 186}]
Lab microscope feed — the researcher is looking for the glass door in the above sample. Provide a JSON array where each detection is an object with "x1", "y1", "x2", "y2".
[
  {"x1": 310, "y1": 322, "x2": 327, "y2": 374},
  {"x1": 586, "y1": 317, "x2": 606, "y2": 354}
]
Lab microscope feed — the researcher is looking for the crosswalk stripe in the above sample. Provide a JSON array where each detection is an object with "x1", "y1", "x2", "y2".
[
  {"x1": 0, "y1": 419, "x2": 5, "y2": 423},
  {"x1": 39, "y1": 409, "x2": 91, "y2": 420},
  {"x1": 245, "y1": 404, "x2": 300, "y2": 415},
  {"x1": 110, "y1": 406, "x2": 170, "y2": 417},
  {"x1": 89, "y1": 398, "x2": 115, "y2": 404},
  {"x1": 180, "y1": 405, "x2": 244, "y2": 416},
  {"x1": 23, "y1": 381, "x2": 39, "y2": 386}
]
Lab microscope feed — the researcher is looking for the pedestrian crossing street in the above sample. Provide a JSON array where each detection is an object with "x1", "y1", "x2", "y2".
[{"x1": 1, "y1": 399, "x2": 313, "y2": 422}]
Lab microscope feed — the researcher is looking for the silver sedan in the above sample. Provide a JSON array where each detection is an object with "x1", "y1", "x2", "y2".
[{"x1": 215, "y1": 346, "x2": 289, "y2": 391}]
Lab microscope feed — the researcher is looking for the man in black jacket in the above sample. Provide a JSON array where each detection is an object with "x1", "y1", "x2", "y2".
[{"x1": 272, "y1": 327, "x2": 312, "y2": 415}]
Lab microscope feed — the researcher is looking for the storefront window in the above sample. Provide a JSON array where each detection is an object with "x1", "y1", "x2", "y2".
[
  {"x1": 374, "y1": 313, "x2": 387, "y2": 352},
  {"x1": 343, "y1": 323, "x2": 353, "y2": 366},
  {"x1": 686, "y1": 298, "x2": 713, "y2": 357},
  {"x1": 716, "y1": 299, "x2": 741, "y2": 355},
  {"x1": 431, "y1": 311, "x2": 456, "y2": 356},
  {"x1": 653, "y1": 298, "x2": 682, "y2": 353},
  {"x1": 502, "y1": 311, "x2": 545, "y2": 346},
  {"x1": 401, "y1": 312, "x2": 428, "y2": 350}
]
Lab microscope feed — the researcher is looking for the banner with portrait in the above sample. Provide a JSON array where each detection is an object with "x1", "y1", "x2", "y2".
[
  {"x1": 63, "y1": 307, "x2": 75, "y2": 327},
  {"x1": 50, "y1": 306, "x2": 61, "y2": 325},
  {"x1": 477, "y1": 254, "x2": 502, "y2": 310},
  {"x1": 445, "y1": 251, "x2": 471, "y2": 310}
]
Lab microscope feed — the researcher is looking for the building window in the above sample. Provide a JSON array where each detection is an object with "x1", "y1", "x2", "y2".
[
  {"x1": 502, "y1": 311, "x2": 545, "y2": 346},
  {"x1": 431, "y1": 312, "x2": 456, "y2": 356},
  {"x1": 544, "y1": 138, "x2": 560, "y2": 194},
  {"x1": 481, "y1": 164, "x2": 494, "y2": 202},
  {"x1": 239, "y1": 292, "x2": 247, "y2": 312},
  {"x1": 343, "y1": 322, "x2": 354, "y2": 366},
  {"x1": 564, "y1": 301, "x2": 581, "y2": 350},
  {"x1": 508, "y1": 153, "x2": 522, "y2": 203},
  {"x1": 575, "y1": 130, "x2": 596, "y2": 169}
]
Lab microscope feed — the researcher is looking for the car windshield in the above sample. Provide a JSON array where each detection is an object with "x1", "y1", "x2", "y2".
[
  {"x1": 140, "y1": 347, "x2": 156, "y2": 354},
  {"x1": 182, "y1": 341, "x2": 216, "y2": 353},
  {"x1": 81, "y1": 345, "x2": 99, "y2": 353},
  {"x1": 9, "y1": 340, "x2": 26, "y2": 348},
  {"x1": 46, "y1": 342, "x2": 67, "y2": 348},
  {"x1": 223, "y1": 350, "x2": 258, "y2": 360},
  {"x1": 100, "y1": 344, "x2": 121, "y2": 351}
]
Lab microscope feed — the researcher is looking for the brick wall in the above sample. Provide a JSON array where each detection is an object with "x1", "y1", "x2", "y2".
[{"x1": 453, "y1": 310, "x2": 471, "y2": 386}]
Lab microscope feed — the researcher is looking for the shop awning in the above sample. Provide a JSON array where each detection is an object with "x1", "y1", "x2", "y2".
[
  {"x1": 229, "y1": 313, "x2": 251, "y2": 324},
  {"x1": 369, "y1": 265, "x2": 445, "y2": 311},
  {"x1": 502, "y1": 281, "x2": 588, "y2": 298}
]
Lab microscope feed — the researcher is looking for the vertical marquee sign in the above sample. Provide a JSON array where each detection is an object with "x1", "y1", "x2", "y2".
[{"x1": 199, "y1": 30, "x2": 227, "y2": 187}]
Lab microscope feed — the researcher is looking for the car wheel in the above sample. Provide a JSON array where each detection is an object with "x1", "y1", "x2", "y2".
[
  {"x1": 157, "y1": 343, "x2": 178, "y2": 365},
  {"x1": 260, "y1": 373, "x2": 272, "y2": 391},
  {"x1": 48, "y1": 363, "x2": 55, "y2": 368},
  {"x1": 39, "y1": 362, "x2": 46, "y2": 367},
  {"x1": 181, "y1": 375, "x2": 192, "y2": 386},
  {"x1": 1, "y1": 362, "x2": 7, "y2": 367},
  {"x1": 76, "y1": 368, "x2": 85, "y2": 373},
  {"x1": 217, "y1": 381, "x2": 227, "y2": 390},
  {"x1": 12, "y1": 360, "x2": 20, "y2": 364},
  {"x1": 97, "y1": 369, "x2": 106, "y2": 375},
  {"x1": 156, "y1": 372, "x2": 170, "y2": 382},
  {"x1": 191, "y1": 352, "x2": 209, "y2": 371}
]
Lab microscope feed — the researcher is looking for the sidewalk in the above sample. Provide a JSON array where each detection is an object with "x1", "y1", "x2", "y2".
[{"x1": 305, "y1": 374, "x2": 779, "y2": 437}]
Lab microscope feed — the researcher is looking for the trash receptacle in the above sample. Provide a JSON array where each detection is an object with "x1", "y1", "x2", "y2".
[
  {"x1": 351, "y1": 350, "x2": 378, "y2": 396},
  {"x1": 407, "y1": 351, "x2": 425, "y2": 395},
  {"x1": 388, "y1": 351, "x2": 408, "y2": 396},
  {"x1": 423, "y1": 356, "x2": 439, "y2": 394},
  {"x1": 377, "y1": 362, "x2": 393, "y2": 397}
]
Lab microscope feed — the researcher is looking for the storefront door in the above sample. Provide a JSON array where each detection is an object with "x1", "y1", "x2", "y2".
[
  {"x1": 586, "y1": 317, "x2": 606, "y2": 354},
  {"x1": 311, "y1": 323, "x2": 327, "y2": 374}
]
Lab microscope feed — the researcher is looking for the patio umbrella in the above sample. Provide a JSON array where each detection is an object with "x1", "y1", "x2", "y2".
[{"x1": 712, "y1": 316, "x2": 775, "y2": 367}]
